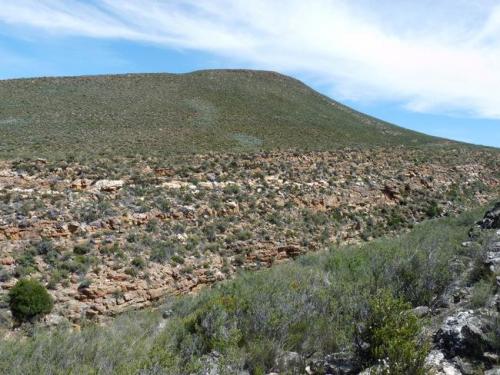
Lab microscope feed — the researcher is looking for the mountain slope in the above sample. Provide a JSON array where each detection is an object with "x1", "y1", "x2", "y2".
[{"x1": 0, "y1": 70, "x2": 445, "y2": 160}]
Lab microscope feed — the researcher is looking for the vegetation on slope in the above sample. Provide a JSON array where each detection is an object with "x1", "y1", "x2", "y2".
[
  {"x1": 0, "y1": 207, "x2": 490, "y2": 374},
  {"x1": 1, "y1": 148, "x2": 497, "y2": 323},
  {"x1": 0, "y1": 70, "x2": 445, "y2": 160}
]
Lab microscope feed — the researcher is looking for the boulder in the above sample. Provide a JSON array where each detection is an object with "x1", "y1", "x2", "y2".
[
  {"x1": 67, "y1": 222, "x2": 81, "y2": 234},
  {"x1": 93, "y1": 179, "x2": 124, "y2": 192},
  {"x1": 477, "y1": 202, "x2": 500, "y2": 230},
  {"x1": 424, "y1": 350, "x2": 461, "y2": 375},
  {"x1": 0, "y1": 257, "x2": 15, "y2": 266},
  {"x1": 413, "y1": 306, "x2": 431, "y2": 318},
  {"x1": 306, "y1": 352, "x2": 359, "y2": 374},
  {"x1": 486, "y1": 250, "x2": 500, "y2": 273},
  {"x1": 434, "y1": 310, "x2": 492, "y2": 357},
  {"x1": 274, "y1": 351, "x2": 303, "y2": 373}
]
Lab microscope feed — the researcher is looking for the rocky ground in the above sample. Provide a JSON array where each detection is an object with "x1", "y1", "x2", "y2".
[
  {"x1": 0, "y1": 146, "x2": 498, "y2": 328},
  {"x1": 425, "y1": 204, "x2": 500, "y2": 375}
]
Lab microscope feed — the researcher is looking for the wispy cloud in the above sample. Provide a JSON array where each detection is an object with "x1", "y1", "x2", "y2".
[{"x1": 1, "y1": 0, "x2": 499, "y2": 119}]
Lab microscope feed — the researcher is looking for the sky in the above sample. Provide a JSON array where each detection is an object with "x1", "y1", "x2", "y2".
[{"x1": 0, "y1": 0, "x2": 499, "y2": 147}]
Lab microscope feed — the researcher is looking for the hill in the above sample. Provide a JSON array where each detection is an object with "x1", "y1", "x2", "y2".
[{"x1": 0, "y1": 70, "x2": 445, "y2": 160}]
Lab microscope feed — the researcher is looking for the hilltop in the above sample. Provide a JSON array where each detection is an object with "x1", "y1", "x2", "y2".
[{"x1": 0, "y1": 70, "x2": 446, "y2": 160}]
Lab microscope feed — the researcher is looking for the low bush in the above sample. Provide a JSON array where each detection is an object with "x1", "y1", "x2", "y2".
[
  {"x1": 357, "y1": 291, "x2": 429, "y2": 374},
  {"x1": 149, "y1": 241, "x2": 177, "y2": 263}
]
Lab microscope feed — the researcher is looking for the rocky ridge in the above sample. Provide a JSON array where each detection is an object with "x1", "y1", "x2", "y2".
[{"x1": 0, "y1": 147, "x2": 498, "y2": 326}]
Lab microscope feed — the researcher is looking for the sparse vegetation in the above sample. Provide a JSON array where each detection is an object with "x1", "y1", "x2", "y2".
[
  {"x1": 0, "y1": 70, "x2": 447, "y2": 161},
  {"x1": 0, "y1": 210, "x2": 484, "y2": 374}
]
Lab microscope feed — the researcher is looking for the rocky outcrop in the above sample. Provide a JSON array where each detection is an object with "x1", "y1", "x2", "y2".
[
  {"x1": 425, "y1": 350, "x2": 462, "y2": 375},
  {"x1": 0, "y1": 149, "x2": 498, "y2": 324},
  {"x1": 427, "y1": 205, "x2": 500, "y2": 374},
  {"x1": 92, "y1": 179, "x2": 125, "y2": 192},
  {"x1": 305, "y1": 352, "x2": 359, "y2": 375},
  {"x1": 434, "y1": 310, "x2": 493, "y2": 358},
  {"x1": 477, "y1": 202, "x2": 500, "y2": 230}
]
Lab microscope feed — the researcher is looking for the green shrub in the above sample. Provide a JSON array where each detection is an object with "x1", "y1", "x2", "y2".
[
  {"x1": 150, "y1": 242, "x2": 176, "y2": 263},
  {"x1": 131, "y1": 256, "x2": 146, "y2": 269},
  {"x1": 470, "y1": 279, "x2": 494, "y2": 308},
  {"x1": 78, "y1": 279, "x2": 92, "y2": 290},
  {"x1": 36, "y1": 239, "x2": 54, "y2": 255},
  {"x1": 73, "y1": 243, "x2": 91, "y2": 255},
  {"x1": 235, "y1": 230, "x2": 252, "y2": 241},
  {"x1": 357, "y1": 291, "x2": 429, "y2": 374},
  {"x1": 425, "y1": 201, "x2": 442, "y2": 218},
  {"x1": 8, "y1": 279, "x2": 54, "y2": 322},
  {"x1": 171, "y1": 255, "x2": 185, "y2": 265}
]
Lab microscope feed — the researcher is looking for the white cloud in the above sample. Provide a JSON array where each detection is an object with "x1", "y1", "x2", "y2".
[{"x1": 1, "y1": 0, "x2": 500, "y2": 118}]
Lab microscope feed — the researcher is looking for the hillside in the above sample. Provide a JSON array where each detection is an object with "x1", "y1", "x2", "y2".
[
  {"x1": 1, "y1": 69, "x2": 499, "y2": 374},
  {"x1": 0, "y1": 70, "x2": 445, "y2": 160},
  {"x1": 0, "y1": 147, "x2": 498, "y2": 324},
  {"x1": 1, "y1": 205, "x2": 499, "y2": 374}
]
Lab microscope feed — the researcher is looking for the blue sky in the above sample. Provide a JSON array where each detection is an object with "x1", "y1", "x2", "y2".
[{"x1": 0, "y1": 0, "x2": 499, "y2": 148}]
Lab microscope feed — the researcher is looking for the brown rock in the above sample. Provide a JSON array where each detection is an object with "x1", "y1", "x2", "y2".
[
  {"x1": 0, "y1": 257, "x2": 15, "y2": 266},
  {"x1": 148, "y1": 288, "x2": 164, "y2": 300},
  {"x1": 67, "y1": 222, "x2": 80, "y2": 233}
]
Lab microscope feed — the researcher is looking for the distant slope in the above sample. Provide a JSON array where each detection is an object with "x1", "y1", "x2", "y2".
[{"x1": 0, "y1": 69, "x2": 447, "y2": 160}]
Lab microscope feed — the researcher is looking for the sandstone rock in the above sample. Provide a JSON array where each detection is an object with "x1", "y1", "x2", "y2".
[
  {"x1": 0, "y1": 169, "x2": 16, "y2": 177},
  {"x1": 108, "y1": 273, "x2": 128, "y2": 282},
  {"x1": 0, "y1": 257, "x2": 15, "y2": 266},
  {"x1": 148, "y1": 288, "x2": 164, "y2": 300},
  {"x1": 3, "y1": 227, "x2": 20, "y2": 240},
  {"x1": 278, "y1": 245, "x2": 302, "y2": 258},
  {"x1": 198, "y1": 181, "x2": 214, "y2": 190},
  {"x1": 154, "y1": 168, "x2": 174, "y2": 177},
  {"x1": 162, "y1": 181, "x2": 185, "y2": 189},
  {"x1": 67, "y1": 222, "x2": 81, "y2": 233},
  {"x1": 70, "y1": 178, "x2": 92, "y2": 190},
  {"x1": 43, "y1": 314, "x2": 67, "y2": 327}
]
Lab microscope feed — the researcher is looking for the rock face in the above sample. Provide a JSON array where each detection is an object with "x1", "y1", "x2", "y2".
[
  {"x1": 477, "y1": 202, "x2": 500, "y2": 229},
  {"x1": 0, "y1": 148, "x2": 499, "y2": 324},
  {"x1": 434, "y1": 310, "x2": 492, "y2": 357}
]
